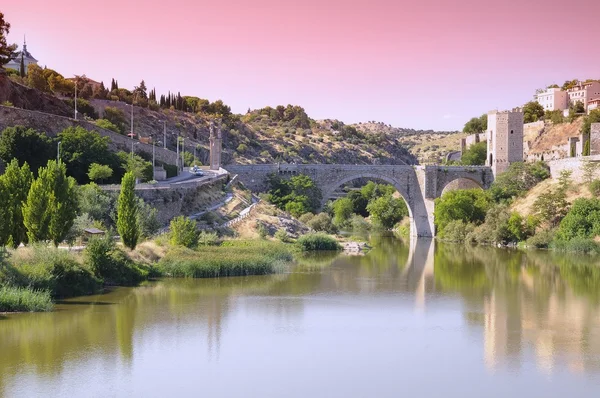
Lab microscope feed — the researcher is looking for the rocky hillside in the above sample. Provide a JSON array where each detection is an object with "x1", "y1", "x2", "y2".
[{"x1": 0, "y1": 73, "x2": 71, "y2": 116}]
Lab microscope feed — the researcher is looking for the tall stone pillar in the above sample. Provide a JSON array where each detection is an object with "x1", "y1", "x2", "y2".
[{"x1": 209, "y1": 122, "x2": 222, "y2": 170}]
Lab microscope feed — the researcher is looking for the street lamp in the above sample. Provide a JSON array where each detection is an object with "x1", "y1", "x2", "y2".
[
  {"x1": 163, "y1": 120, "x2": 167, "y2": 149},
  {"x1": 74, "y1": 83, "x2": 78, "y2": 120},
  {"x1": 57, "y1": 141, "x2": 61, "y2": 163},
  {"x1": 153, "y1": 139, "x2": 162, "y2": 181},
  {"x1": 181, "y1": 138, "x2": 185, "y2": 169}
]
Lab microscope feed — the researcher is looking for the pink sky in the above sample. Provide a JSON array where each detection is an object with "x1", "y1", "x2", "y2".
[{"x1": 3, "y1": 0, "x2": 599, "y2": 130}]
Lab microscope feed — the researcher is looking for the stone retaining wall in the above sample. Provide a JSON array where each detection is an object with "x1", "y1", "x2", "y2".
[
  {"x1": 547, "y1": 155, "x2": 600, "y2": 182},
  {"x1": 0, "y1": 105, "x2": 179, "y2": 165}
]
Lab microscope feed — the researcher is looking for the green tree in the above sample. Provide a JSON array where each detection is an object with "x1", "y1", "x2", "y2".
[
  {"x1": 87, "y1": 163, "x2": 113, "y2": 183},
  {"x1": 366, "y1": 195, "x2": 408, "y2": 229},
  {"x1": 266, "y1": 173, "x2": 322, "y2": 216},
  {"x1": 332, "y1": 197, "x2": 354, "y2": 227},
  {"x1": 58, "y1": 126, "x2": 119, "y2": 183},
  {"x1": 77, "y1": 183, "x2": 113, "y2": 225},
  {"x1": 0, "y1": 159, "x2": 33, "y2": 247},
  {"x1": 580, "y1": 160, "x2": 599, "y2": 184},
  {"x1": 523, "y1": 101, "x2": 545, "y2": 123},
  {"x1": 556, "y1": 198, "x2": 600, "y2": 241},
  {"x1": 48, "y1": 162, "x2": 78, "y2": 246},
  {"x1": 434, "y1": 189, "x2": 490, "y2": 233},
  {"x1": 488, "y1": 162, "x2": 550, "y2": 202},
  {"x1": 347, "y1": 190, "x2": 369, "y2": 217},
  {"x1": 26, "y1": 63, "x2": 49, "y2": 91},
  {"x1": 0, "y1": 126, "x2": 55, "y2": 174},
  {"x1": 582, "y1": 109, "x2": 600, "y2": 139},
  {"x1": 103, "y1": 107, "x2": 127, "y2": 134},
  {"x1": 118, "y1": 152, "x2": 152, "y2": 182},
  {"x1": 19, "y1": 53, "x2": 24, "y2": 78},
  {"x1": 169, "y1": 216, "x2": 198, "y2": 248},
  {"x1": 463, "y1": 114, "x2": 487, "y2": 134},
  {"x1": 0, "y1": 12, "x2": 17, "y2": 68},
  {"x1": 0, "y1": 178, "x2": 9, "y2": 246},
  {"x1": 95, "y1": 119, "x2": 121, "y2": 133},
  {"x1": 116, "y1": 172, "x2": 139, "y2": 249},
  {"x1": 460, "y1": 141, "x2": 487, "y2": 165},
  {"x1": 23, "y1": 160, "x2": 77, "y2": 245}
]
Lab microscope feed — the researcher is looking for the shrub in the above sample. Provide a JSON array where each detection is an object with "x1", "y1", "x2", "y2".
[
  {"x1": 296, "y1": 233, "x2": 341, "y2": 251},
  {"x1": 307, "y1": 212, "x2": 337, "y2": 233},
  {"x1": 257, "y1": 223, "x2": 269, "y2": 239},
  {"x1": 275, "y1": 228, "x2": 290, "y2": 242},
  {"x1": 551, "y1": 237, "x2": 600, "y2": 253},
  {"x1": 441, "y1": 220, "x2": 475, "y2": 242},
  {"x1": 95, "y1": 119, "x2": 121, "y2": 134},
  {"x1": 85, "y1": 235, "x2": 146, "y2": 286},
  {"x1": 590, "y1": 179, "x2": 600, "y2": 196},
  {"x1": 169, "y1": 216, "x2": 199, "y2": 248},
  {"x1": 434, "y1": 189, "x2": 490, "y2": 232},
  {"x1": 555, "y1": 198, "x2": 600, "y2": 241},
  {"x1": 159, "y1": 241, "x2": 292, "y2": 278},
  {"x1": 350, "y1": 215, "x2": 371, "y2": 231},
  {"x1": 526, "y1": 229, "x2": 555, "y2": 249},
  {"x1": 488, "y1": 162, "x2": 550, "y2": 202},
  {"x1": 0, "y1": 286, "x2": 53, "y2": 312},
  {"x1": 198, "y1": 231, "x2": 219, "y2": 246},
  {"x1": 236, "y1": 143, "x2": 248, "y2": 153}
]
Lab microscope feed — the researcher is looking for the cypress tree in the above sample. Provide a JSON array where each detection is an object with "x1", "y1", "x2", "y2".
[
  {"x1": 23, "y1": 161, "x2": 54, "y2": 242},
  {"x1": 1, "y1": 159, "x2": 33, "y2": 248},
  {"x1": 584, "y1": 139, "x2": 591, "y2": 156},
  {"x1": 48, "y1": 161, "x2": 77, "y2": 246},
  {"x1": 117, "y1": 171, "x2": 140, "y2": 250},
  {"x1": 19, "y1": 53, "x2": 25, "y2": 78},
  {"x1": 0, "y1": 178, "x2": 10, "y2": 247},
  {"x1": 115, "y1": 80, "x2": 119, "y2": 90},
  {"x1": 111, "y1": 78, "x2": 116, "y2": 92}
]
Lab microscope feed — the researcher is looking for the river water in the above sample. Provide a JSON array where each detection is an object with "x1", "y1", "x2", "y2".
[{"x1": 2, "y1": 237, "x2": 600, "y2": 397}]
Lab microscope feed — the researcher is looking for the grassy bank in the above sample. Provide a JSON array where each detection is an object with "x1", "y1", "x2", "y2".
[
  {"x1": 296, "y1": 233, "x2": 341, "y2": 251},
  {"x1": 158, "y1": 240, "x2": 293, "y2": 278},
  {"x1": 0, "y1": 286, "x2": 53, "y2": 312}
]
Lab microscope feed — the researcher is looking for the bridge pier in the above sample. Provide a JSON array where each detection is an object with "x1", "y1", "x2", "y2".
[{"x1": 225, "y1": 164, "x2": 493, "y2": 238}]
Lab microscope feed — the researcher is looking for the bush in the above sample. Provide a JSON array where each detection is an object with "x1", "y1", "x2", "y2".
[
  {"x1": 158, "y1": 241, "x2": 292, "y2": 278},
  {"x1": 555, "y1": 198, "x2": 600, "y2": 241},
  {"x1": 169, "y1": 216, "x2": 199, "y2": 248},
  {"x1": 350, "y1": 214, "x2": 371, "y2": 231},
  {"x1": 257, "y1": 223, "x2": 269, "y2": 238},
  {"x1": 434, "y1": 189, "x2": 490, "y2": 232},
  {"x1": 441, "y1": 220, "x2": 475, "y2": 242},
  {"x1": 275, "y1": 228, "x2": 290, "y2": 242},
  {"x1": 85, "y1": 235, "x2": 146, "y2": 286},
  {"x1": 0, "y1": 286, "x2": 53, "y2": 312},
  {"x1": 198, "y1": 231, "x2": 219, "y2": 246},
  {"x1": 296, "y1": 233, "x2": 341, "y2": 251},
  {"x1": 526, "y1": 228, "x2": 555, "y2": 249},
  {"x1": 551, "y1": 237, "x2": 600, "y2": 253},
  {"x1": 306, "y1": 212, "x2": 337, "y2": 233},
  {"x1": 95, "y1": 119, "x2": 121, "y2": 134},
  {"x1": 489, "y1": 162, "x2": 550, "y2": 202},
  {"x1": 590, "y1": 179, "x2": 600, "y2": 196},
  {"x1": 7, "y1": 246, "x2": 100, "y2": 298}
]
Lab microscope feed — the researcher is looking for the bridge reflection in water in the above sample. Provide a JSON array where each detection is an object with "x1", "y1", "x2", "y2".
[{"x1": 2, "y1": 239, "x2": 600, "y2": 396}]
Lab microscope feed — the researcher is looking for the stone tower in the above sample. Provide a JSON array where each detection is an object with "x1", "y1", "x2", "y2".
[
  {"x1": 209, "y1": 122, "x2": 222, "y2": 170},
  {"x1": 486, "y1": 109, "x2": 524, "y2": 175}
]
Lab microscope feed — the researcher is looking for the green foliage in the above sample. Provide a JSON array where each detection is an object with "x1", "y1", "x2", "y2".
[
  {"x1": 0, "y1": 286, "x2": 53, "y2": 312},
  {"x1": 434, "y1": 189, "x2": 490, "y2": 233},
  {"x1": 197, "y1": 231, "x2": 219, "y2": 246},
  {"x1": 306, "y1": 212, "x2": 337, "y2": 234},
  {"x1": 102, "y1": 107, "x2": 127, "y2": 134},
  {"x1": 360, "y1": 181, "x2": 395, "y2": 202},
  {"x1": 62, "y1": 98, "x2": 97, "y2": 119},
  {"x1": 523, "y1": 101, "x2": 545, "y2": 123},
  {"x1": 590, "y1": 179, "x2": 600, "y2": 196},
  {"x1": 551, "y1": 237, "x2": 600, "y2": 254},
  {"x1": 0, "y1": 12, "x2": 17, "y2": 67},
  {"x1": 533, "y1": 186, "x2": 568, "y2": 227},
  {"x1": 254, "y1": 105, "x2": 311, "y2": 129},
  {"x1": 582, "y1": 109, "x2": 600, "y2": 137},
  {"x1": 22, "y1": 160, "x2": 77, "y2": 246},
  {"x1": 366, "y1": 195, "x2": 408, "y2": 229},
  {"x1": 488, "y1": 162, "x2": 550, "y2": 202},
  {"x1": 137, "y1": 199, "x2": 160, "y2": 238},
  {"x1": 116, "y1": 172, "x2": 139, "y2": 250},
  {"x1": 275, "y1": 228, "x2": 290, "y2": 242},
  {"x1": 462, "y1": 114, "x2": 487, "y2": 134},
  {"x1": 159, "y1": 241, "x2": 292, "y2": 278},
  {"x1": 584, "y1": 140, "x2": 591, "y2": 156},
  {"x1": 169, "y1": 216, "x2": 198, "y2": 248},
  {"x1": 0, "y1": 126, "x2": 55, "y2": 174},
  {"x1": 347, "y1": 190, "x2": 369, "y2": 217},
  {"x1": 332, "y1": 197, "x2": 354, "y2": 227},
  {"x1": 84, "y1": 234, "x2": 146, "y2": 285},
  {"x1": 77, "y1": 183, "x2": 113, "y2": 225},
  {"x1": 5, "y1": 246, "x2": 100, "y2": 298},
  {"x1": 0, "y1": 160, "x2": 33, "y2": 248},
  {"x1": 556, "y1": 198, "x2": 600, "y2": 241},
  {"x1": 236, "y1": 143, "x2": 248, "y2": 153},
  {"x1": 58, "y1": 126, "x2": 120, "y2": 184},
  {"x1": 256, "y1": 223, "x2": 269, "y2": 239},
  {"x1": 87, "y1": 163, "x2": 113, "y2": 183},
  {"x1": 545, "y1": 110, "x2": 564, "y2": 124},
  {"x1": 95, "y1": 119, "x2": 121, "y2": 133},
  {"x1": 296, "y1": 233, "x2": 341, "y2": 251},
  {"x1": 580, "y1": 160, "x2": 599, "y2": 184},
  {"x1": 526, "y1": 228, "x2": 555, "y2": 249},
  {"x1": 441, "y1": 220, "x2": 475, "y2": 242},
  {"x1": 267, "y1": 174, "x2": 322, "y2": 217},
  {"x1": 117, "y1": 151, "x2": 152, "y2": 182},
  {"x1": 460, "y1": 141, "x2": 487, "y2": 166}
]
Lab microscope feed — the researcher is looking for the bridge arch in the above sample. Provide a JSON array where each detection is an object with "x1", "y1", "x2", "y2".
[{"x1": 439, "y1": 176, "x2": 485, "y2": 196}]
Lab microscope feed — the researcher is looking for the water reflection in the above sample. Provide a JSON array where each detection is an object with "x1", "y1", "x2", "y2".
[{"x1": 2, "y1": 238, "x2": 600, "y2": 396}]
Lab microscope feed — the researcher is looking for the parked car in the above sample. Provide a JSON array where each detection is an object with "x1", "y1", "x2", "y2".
[{"x1": 190, "y1": 165, "x2": 204, "y2": 176}]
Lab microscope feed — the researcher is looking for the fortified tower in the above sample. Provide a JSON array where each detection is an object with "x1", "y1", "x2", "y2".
[
  {"x1": 486, "y1": 109, "x2": 523, "y2": 175},
  {"x1": 209, "y1": 122, "x2": 222, "y2": 170}
]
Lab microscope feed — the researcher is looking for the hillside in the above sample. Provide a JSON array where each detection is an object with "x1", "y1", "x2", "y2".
[{"x1": 0, "y1": 73, "x2": 422, "y2": 166}]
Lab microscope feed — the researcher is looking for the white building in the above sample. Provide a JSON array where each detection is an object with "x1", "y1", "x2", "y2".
[
  {"x1": 536, "y1": 88, "x2": 568, "y2": 111},
  {"x1": 5, "y1": 37, "x2": 38, "y2": 74}
]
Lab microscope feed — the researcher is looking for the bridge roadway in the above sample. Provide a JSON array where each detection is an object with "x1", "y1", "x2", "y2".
[{"x1": 225, "y1": 164, "x2": 494, "y2": 238}]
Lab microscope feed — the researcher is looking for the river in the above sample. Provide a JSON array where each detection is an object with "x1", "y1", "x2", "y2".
[{"x1": 2, "y1": 237, "x2": 600, "y2": 397}]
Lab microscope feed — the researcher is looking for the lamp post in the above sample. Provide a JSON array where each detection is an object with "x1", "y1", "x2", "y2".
[
  {"x1": 57, "y1": 141, "x2": 61, "y2": 163},
  {"x1": 152, "y1": 140, "x2": 156, "y2": 180},
  {"x1": 163, "y1": 120, "x2": 167, "y2": 149},
  {"x1": 181, "y1": 138, "x2": 185, "y2": 169},
  {"x1": 74, "y1": 84, "x2": 78, "y2": 120},
  {"x1": 176, "y1": 136, "x2": 180, "y2": 173}
]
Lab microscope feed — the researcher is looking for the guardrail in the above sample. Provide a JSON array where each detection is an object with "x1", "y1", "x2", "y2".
[{"x1": 224, "y1": 200, "x2": 260, "y2": 227}]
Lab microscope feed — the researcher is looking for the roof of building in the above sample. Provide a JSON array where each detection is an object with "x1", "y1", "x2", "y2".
[
  {"x1": 589, "y1": 98, "x2": 600, "y2": 103},
  {"x1": 12, "y1": 37, "x2": 38, "y2": 63},
  {"x1": 84, "y1": 228, "x2": 105, "y2": 235}
]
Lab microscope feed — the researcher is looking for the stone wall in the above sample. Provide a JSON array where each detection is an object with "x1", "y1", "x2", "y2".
[
  {"x1": 102, "y1": 174, "x2": 229, "y2": 225},
  {"x1": 0, "y1": 105, "x2": 179, "y2": 165},
  {"x1": 547, "y1": 155, "x2": 600, "y2": 182},
  {"x1": 591, "y1": 123, "x2": 600, "y2": 156}
]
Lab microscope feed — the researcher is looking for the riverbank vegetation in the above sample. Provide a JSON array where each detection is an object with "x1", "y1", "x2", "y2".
[
  {"x1": 435, "y1": 159, "x2": 600, "y2": 253},
  {"x1": 296, "y1": 233, "x2": 341, "y2": 251}
]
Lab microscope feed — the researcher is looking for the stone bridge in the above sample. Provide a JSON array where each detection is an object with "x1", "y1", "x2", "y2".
[{"x1": 225, "y1": 164, "x2": 494, "y2": 238}]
